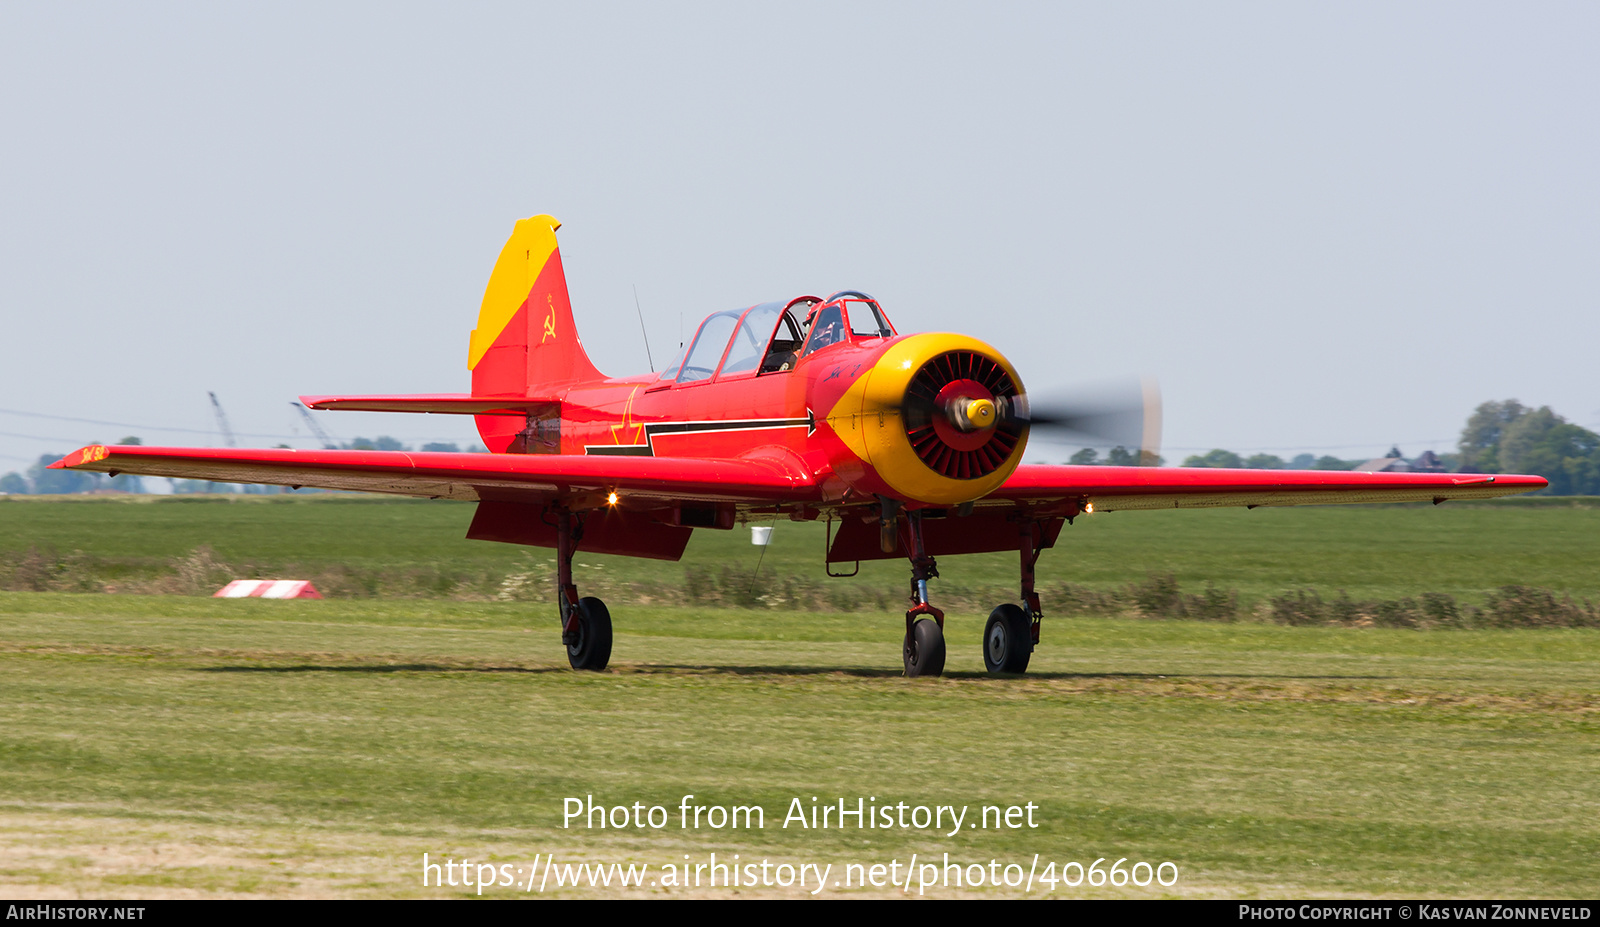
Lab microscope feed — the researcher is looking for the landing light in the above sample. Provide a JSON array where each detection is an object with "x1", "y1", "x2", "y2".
[
  {"x1": 1085, "y1": 502, "x2": 1095, "y2": 514},
  {"x1": 607, "y1": 491, "x2": 619, "y2": 506}
]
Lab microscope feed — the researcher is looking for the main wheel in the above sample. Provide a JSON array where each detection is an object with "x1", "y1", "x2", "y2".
[
  {"x1": 983, "y1": 603, "x2": 1032, "y2": 674},
  {"x1": 903, "y1": 618, "x2": 946, "y2": 677},
  {"x1": 566, "y1": 596, "x2": 613, "y2": 671}
]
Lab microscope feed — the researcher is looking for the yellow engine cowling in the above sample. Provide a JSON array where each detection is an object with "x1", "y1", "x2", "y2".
[{"x1": 826, "y1": 333, "x2": 1030, "y2": 505}]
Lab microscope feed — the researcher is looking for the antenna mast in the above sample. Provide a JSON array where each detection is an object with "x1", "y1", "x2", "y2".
[{"x1": 633, "y1": 284, "x2": 655, "y2": 372}]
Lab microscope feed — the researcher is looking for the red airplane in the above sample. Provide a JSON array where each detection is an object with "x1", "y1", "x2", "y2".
[{"x1": 54, "y1": 215, "x2": 1548, "y2": 677}]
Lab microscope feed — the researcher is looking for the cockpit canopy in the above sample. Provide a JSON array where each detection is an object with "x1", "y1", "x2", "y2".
[{"x1": 660, "y1": 292, "x2": 896, "y2": 384}]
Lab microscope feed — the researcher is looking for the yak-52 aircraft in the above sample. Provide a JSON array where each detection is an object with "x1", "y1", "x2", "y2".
[{"x1": 56, "y1": 215, "x2": 1547, "y2": 676}]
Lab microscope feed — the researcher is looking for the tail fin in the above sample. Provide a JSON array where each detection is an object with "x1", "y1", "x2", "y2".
[{"x1": 469, "y1": 215, "x2": 604, "y2": 397}]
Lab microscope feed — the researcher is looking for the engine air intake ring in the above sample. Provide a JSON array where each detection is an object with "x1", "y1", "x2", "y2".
[{"x1": 903, "y1": 350, "x2": 1026, "y2": 479}]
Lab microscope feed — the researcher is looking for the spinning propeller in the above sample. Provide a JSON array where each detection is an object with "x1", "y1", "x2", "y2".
[
  {"x1": 1019, "y1": 376, "x2": 1163, "y2": 464},
  {"x1": 900, "y1": 365, "x2": 1162, "y2": 469}
]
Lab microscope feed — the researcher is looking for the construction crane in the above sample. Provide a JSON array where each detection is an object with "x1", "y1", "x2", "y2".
[
  {"x1": 290, "y1": 401, "x2": 341, "y2": 449},
  {"x1": 208, "y1": 391, "x2": 237, "y2": 447}
]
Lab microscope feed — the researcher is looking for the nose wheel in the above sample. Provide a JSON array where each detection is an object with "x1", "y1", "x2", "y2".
[
  {"x1": 904, "y1": 614, "x2": 946, "y2": 677},
  {"x1": 897, "y1": 507, "x2": 948, "y2": 677}
]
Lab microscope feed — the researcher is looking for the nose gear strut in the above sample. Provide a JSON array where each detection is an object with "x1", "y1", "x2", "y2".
[{"x1": 901, "y1": 507, "x2": 946, "y2": 677}]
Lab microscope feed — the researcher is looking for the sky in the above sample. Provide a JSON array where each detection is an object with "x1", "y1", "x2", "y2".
[{"x1": 2, "y1": 2, "x2": 1596, "y2": 476}]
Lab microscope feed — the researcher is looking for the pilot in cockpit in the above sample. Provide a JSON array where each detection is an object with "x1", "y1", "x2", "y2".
[{"x1": 803, "y1": 302, "x2": 847, "y2": 355}]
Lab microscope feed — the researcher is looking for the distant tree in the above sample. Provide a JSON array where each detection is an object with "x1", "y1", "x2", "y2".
[
  {"x1": 344, "y1": 436, "x2": 408, "y2": 451},
  {"x1": 0, "y1": 471, "x2": 28, "y2": 494},
  {"x1": 1312, "y1": 456, "x2": 1357, "y2": 471},
  {"x1": 1106, "y1": 446, "x2": 1140, "y2": 466},
  {"x1": 1289, "y1": 453, "x2": 1316, "y2": 469},
  {"x1": 1244, "y1": 453, "x2": 1286, "y2": 469},
  {"x1": 108, "y1": 473, "x2": 145, "y2": 493},
  {"x1": 1458, "y1": 400, "x2": 1528, "y2": 471},
  {"x1": 1503, "y1": 418, "x2": 1600, "y2": 495},
  {"x1": 466, "y1": 444, "x2": 487, "y2": 454},
  {"x1": 108, "y1": 436, "x2": 146, "y2": 491},
  {"x1": 1498, "y1": 406, "x2": 1563, "y2": 475},
  {"x1": 1451, "y1": 400, "x2": 1600, "y2": 492},
  {"x1": 28, "y1": 453, "x2": 97, "y2": 494},
  {"x1": 1068, "y1": 448, "x2": 1099, "y2": 465},
  {"x1": 421, "y1": 442, "x2": 461, "y2": 453},
  {"x1": 1182, "y1": 449, "x2": 1243, "y2": 468}
]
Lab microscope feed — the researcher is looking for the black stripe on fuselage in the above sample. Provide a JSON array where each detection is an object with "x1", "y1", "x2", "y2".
[{"x1": 583, "y1": 416, "x2": 812, "y2": 457}]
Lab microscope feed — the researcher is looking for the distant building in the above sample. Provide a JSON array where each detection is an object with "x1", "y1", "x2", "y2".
[
  {"x1": 1352, "y1": 456, "x2": 1409, "y2": 473},
  {"x1": 1351, "y1": 449, "x2": 1447, "y2": 473},
  {"x1": 1408, "y1": 450, "x2": 1448, "y2": 473}
]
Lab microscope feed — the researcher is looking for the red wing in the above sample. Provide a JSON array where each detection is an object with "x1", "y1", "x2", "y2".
[
  {"x1": 52, "y1": 445, "x2": 819, "y2": 506},
  {"x1": 992, "y1": 464, "x2": 1547, "y2": 511}
]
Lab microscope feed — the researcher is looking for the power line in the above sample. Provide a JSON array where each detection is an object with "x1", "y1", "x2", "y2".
[
  {"x1": 0, "y1": 430, "x2": 94, "y2": 444},
  {"x1": 1160, "y1": 439, "x2": 1458, "y2": 453},
  {"x1": 0, "y1": 406, "x2": 238, "y2": 436},
  {"x1": 1037, "y1": 436, "x2": 1461, "y2": 454},
  {"x1": 0, "y1": 408, "x2": 472, "y2": 443}
]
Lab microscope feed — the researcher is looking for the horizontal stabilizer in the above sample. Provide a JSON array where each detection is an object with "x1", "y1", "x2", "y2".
[{"x1": 299, "y1": 394, "x2": 551, "y2": 416}]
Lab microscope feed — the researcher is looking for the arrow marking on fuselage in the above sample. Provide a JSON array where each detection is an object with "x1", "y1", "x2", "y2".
[{"x1": 585, "y1": 416, "x2": 813, "y2": 457}]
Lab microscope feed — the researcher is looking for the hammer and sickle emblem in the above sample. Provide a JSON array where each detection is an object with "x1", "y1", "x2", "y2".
[{"x1": 541, "y1": 294, "x2": 558, "y2": 343}]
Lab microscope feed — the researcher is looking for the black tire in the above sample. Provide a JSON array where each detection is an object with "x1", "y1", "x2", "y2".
[
  {"x1": 903, "y1": 618, "x2": 946, "y2": 678},
  {"x1": 983, "y1": 603, "x2": 1032, "y2": 675},
  {"x1": 566, "y1": 597, "x2": 613, "y2": 671}
]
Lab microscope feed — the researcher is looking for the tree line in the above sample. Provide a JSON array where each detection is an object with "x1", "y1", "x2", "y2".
[{"x1": 1166, "y1": 399, "x2": 1600, "y2": 495}]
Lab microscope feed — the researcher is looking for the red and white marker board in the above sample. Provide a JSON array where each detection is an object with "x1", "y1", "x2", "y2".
[{"x1": 213, "y1": 580, "x2": 323, "y2": 599}]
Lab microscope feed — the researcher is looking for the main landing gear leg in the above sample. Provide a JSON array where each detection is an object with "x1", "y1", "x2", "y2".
[
  {"x1": 555, "y1": 508, "x2": 611, "y2": 671},
  {"x1": 984, "y1": 518, "x2": 1041, "y2": 675},
  {"x1": 901, "y1": 509, "x2": 946, "y2": 678}
]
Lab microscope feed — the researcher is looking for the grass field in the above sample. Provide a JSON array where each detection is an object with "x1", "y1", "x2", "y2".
[
  {"x1": 4, "y1": 493, "x2": 1599, "y2": 609},
  {"x1": 0, "y1": 497, "x2": 1596, "y2": 898}
]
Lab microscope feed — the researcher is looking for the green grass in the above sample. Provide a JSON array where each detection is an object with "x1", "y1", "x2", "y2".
[
  {"x1": 0, "y1": 592, "x2": 1596, "y2": 898},
  {"x1": 3, "y1": 494, "x2": 1599, "y2": 607},
  {"x1": 0, "y1": 497, "x2": 1596, "y2": 897}
]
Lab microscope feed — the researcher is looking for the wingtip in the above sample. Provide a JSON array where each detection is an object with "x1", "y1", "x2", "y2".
[{"x1": 54, "y1": 444, "x2": 114, "y2": 470}]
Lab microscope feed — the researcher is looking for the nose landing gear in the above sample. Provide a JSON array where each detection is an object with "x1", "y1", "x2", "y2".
[
  {"x1": 894, "y1": 506, "x2": 1049, "y2": 677},
  {"x1": 900, "y1": 508, "x2": 946, "y2": 677}
]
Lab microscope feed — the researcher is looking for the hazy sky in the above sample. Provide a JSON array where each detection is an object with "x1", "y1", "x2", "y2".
[{"x1": 2, "y1": 3, "x2": 1595, "y2": 473}]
